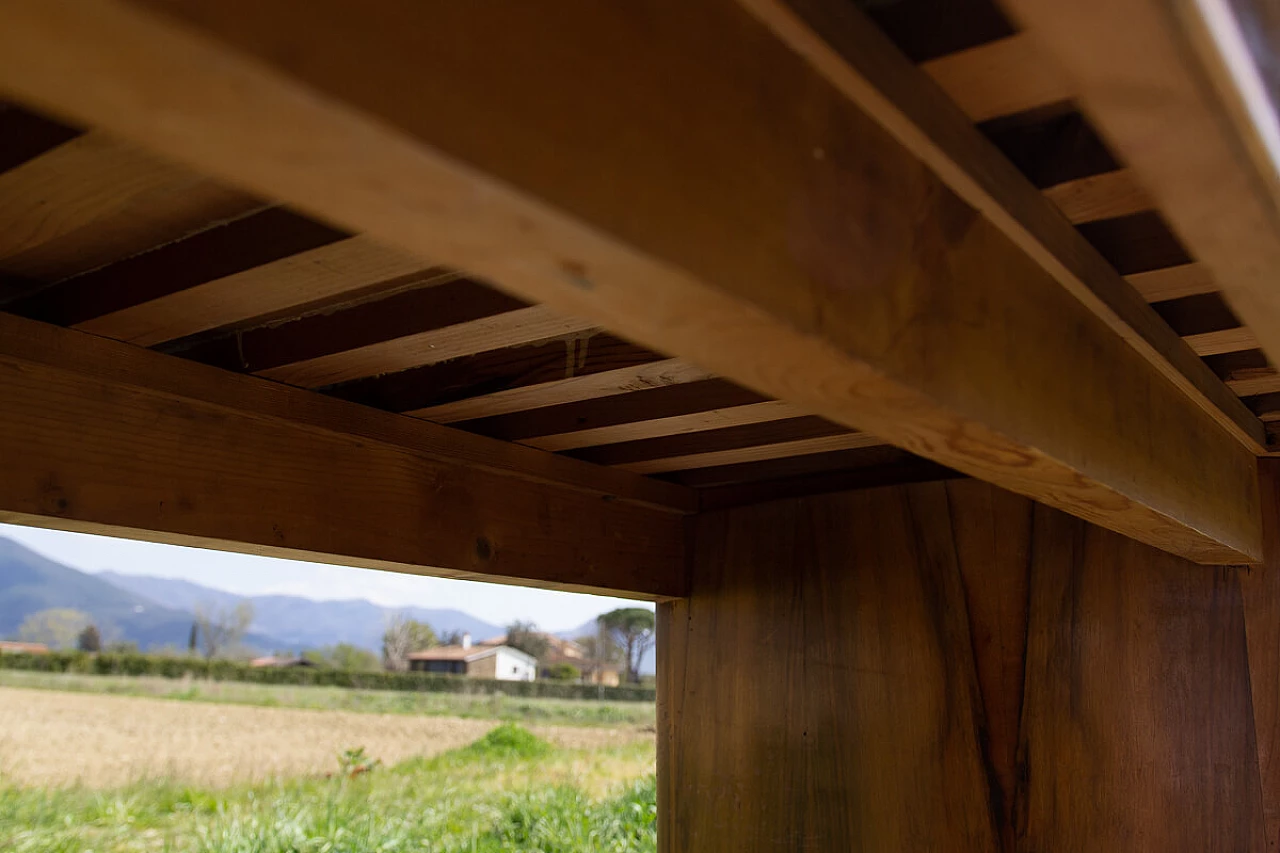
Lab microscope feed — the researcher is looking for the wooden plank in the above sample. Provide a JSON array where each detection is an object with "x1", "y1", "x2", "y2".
[
  {"x1": 168, "y1": 276, "x2": 597, "y2": 389},
  {"x1": 1001, "y1": 0, "x2": 1280, "y2": 420},
  {"x1": 0, "y1": 363, "x2": 687, "y2": 598},
  {"x1": 569, "y1": 414, "x2": 851, "y2": 465},
  {"x1": 326, "y1": 332, "x2": 676, "y2": 416},
  {"x1": 0, "y1": 311, "x2": 696, "y2": 517},
  {"x1": 78, "y1": 237, "x2": 440, "y2": 347},
  {"x1": 1243, "y1": 459, "x2": 1280, "y2": 850},
  {"x1": 411, "y1": 359, "x2": 712, "y2": 424},
  {"x1": 262, "y1": 306, "x2": 595, "y2": 388},
  {"x1": 1019, "y1": 499, "x2": 1265, "y2": 850},
  {"x1": 10, "y1": 206, "x2": 347, "y2": 326},
  {"x1": 1043, "y1": 170, "x2": 1155, "y2": 225},
  {"x1": 526, "y1": 400, "x2": 807, "y2": 452},
  {"x1": 1126, "y1": 263, "x2": 1219, "y2": 302},
  {"x1": 922, "y1": 34, "x2": 1071, "y2": 123},
  {"x1": 0, "y1": 0, "x2": 1262, "y2": 561},
  {"x1": 1231, "y1": 369, "x2": 1280, "y2": 398},
  {"x1": 618, "y1": 432, "x2": 885, "y2": 474},
  {"x1": 459, "y1": 380, "x2": 768, "y2": 444},
  {"x1": 0, "y1": 131, "x2": 259, "y2": 282},
  {"x1": 661, "y1": 484, "x2": 998, "y2": 850},
  {"x1": 1186, "y1": 326, "x2": 1260, "y2": 356}
]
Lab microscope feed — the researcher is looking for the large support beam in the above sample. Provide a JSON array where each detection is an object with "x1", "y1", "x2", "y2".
[
  {"x1": 0, "y1": 0, "x2": 1261, "y2": 562},
  {"x1": 659, "y1": 480, "x2": 1266, "y2": 851},
  {"x1": 0, "y1": 313, "x2": 691, "y2": 598},
  {"x1": 999, "y1": 0, "x2": 1280, "y2": 381}
]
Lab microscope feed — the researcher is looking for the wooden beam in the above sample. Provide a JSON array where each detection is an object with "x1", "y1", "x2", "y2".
[
  {"x1": 411, "y1": 359, "x2": 713, "y2": 425},
  {"x1": 1043, "y1": 170, "x2": 1155, "y2": 225},
  {"x1": 922, "y1": 34, "x2": 1071, "y2": 123},
  {"x1": 0, "y1": 0, "x2": 1261, "y2": 561},
  {"x1": 1000, "y1": 0, "x2": 1280, "y2": 403},
  {"x1": 0, "y1": 312, "x2": 693, "y2": 597},
  {"x1": 0, "y1": 130, "x2": 259, "y2": 283},
  {"x1": 1126, "y1": 264, "x2": 1220, "y2": 303}
]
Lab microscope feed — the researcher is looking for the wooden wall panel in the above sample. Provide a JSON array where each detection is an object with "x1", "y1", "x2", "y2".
[
  {"x1": 1019, "y1": 504, "x2": 1264, "y2": 851},
  {"x1": 1244, "y1": 459, "x2": 1280, "y2": 851},
  {"x1": 661, "y1": 480, "x2": 1266, "y2": 852},
  {"x1": 662, "y1": 485, "x2": 999, "y2": 851}
]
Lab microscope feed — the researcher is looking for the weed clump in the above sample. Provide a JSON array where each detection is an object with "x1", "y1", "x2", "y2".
[{"x1": 461, "y1": 723, "x2": 551, "y2": 761}]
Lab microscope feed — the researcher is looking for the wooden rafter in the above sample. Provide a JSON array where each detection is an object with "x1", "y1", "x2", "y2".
[
  {"x1": 999, "y1": 0, "x2": 1280, "y2": 395},
  {"x1": 0, "y1": 0, "x2": 1262, "y2": 562},
  {"x1": 0, "y1": 312, "x2": 693, "y2": 596}
]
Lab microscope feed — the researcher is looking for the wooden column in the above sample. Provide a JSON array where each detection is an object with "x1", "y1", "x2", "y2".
[{"x1": 659, "y1": 480, "x2": 1265, "y2": 851}]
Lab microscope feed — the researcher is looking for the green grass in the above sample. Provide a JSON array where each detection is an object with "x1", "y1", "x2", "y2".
[
  {"x1": 0, "y1": 669, "x2": 655, "y2": 728},
  {"x1": 0, "y1": 725, "x2": 657, "y2": 852}
]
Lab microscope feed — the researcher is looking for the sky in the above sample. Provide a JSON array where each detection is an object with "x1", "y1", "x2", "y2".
[{"x1": 0, "y1": 522, "x2": 649, "y2": 633}]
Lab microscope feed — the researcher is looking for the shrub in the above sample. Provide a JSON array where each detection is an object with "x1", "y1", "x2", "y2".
[{"x1": 0, "y1": 651, "x2": 655, "y2": 702}]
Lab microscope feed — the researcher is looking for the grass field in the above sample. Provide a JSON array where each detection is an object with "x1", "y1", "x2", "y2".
[
  {"x1": 0, "y1": 669, "x2": 656, "y2": 728},
  {"x1": 0, "y1": 681, "x2": 657, "y2": 851}
]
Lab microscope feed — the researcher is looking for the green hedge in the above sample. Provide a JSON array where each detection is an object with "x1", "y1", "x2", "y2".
[{"x1": 0, "y1": 651, "x2": 655, "y2": 702}]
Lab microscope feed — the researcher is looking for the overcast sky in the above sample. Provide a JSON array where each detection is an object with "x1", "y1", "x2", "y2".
[{"x1": 0, "y1": 522, "x2": 649, "y2": 633}]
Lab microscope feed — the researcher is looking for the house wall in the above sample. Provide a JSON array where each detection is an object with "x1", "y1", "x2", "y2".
[
  {"x1": 466, "y1": 652, "x2": 497, "y2": 680},
  {"x1": 493, "y1": 648, "x2": 536, "y2": 682},
  {"x1": 659, "y1": 479, "x2": 1266, "y2": 852}
]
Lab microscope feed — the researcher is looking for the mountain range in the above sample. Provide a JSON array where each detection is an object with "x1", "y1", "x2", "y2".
[
  {"x1": 0, "y1": 537, "x2": 505, "y2": 653},
  {"x1": 0, "y1": 537, "x2": 638, "y2": 661}
]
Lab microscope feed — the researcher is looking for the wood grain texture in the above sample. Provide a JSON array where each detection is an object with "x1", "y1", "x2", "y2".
[
  {"x1": 525, "y1": 400, "x2": 808, "y2": 452},
  {"x1": 766, "y1": 0, "x2": 1263, "y2": 450},
  {"x1": 10, "y1": 206, "x2": 347, "y2": 326},
  {"x1": 662, "y1": 478, "x2": 1269, "y2": 851},
  {"x1": 1244, "y1": 459, "x2": 1280, "y2": 850},
  {"x1": 1043, "y1": 170, "x2": 1155, "y2": 225},
  {"x1": 0, "y1": 312, "x2": 695, "y2": 516},
  {"x1": 330, "y1": 333, "x2": 683, "y2": 418},
  {"x1": 414, "y1": 360, "x2": 713, "y2": 425},
  {"x1": 922, "y1": 34, "x2": 1071, "y2": 123},
  {"x1": 1018, "y1": 501, "x2": 1265, "y2": 850},
  {"x1": 1000, "y1": 0, "x2": 1280, "y2": 420},
  {"x1": 0, "y1": 131, "x2": 258, "y2": 281},
  {"x1": 1186, "y1": 326, "x2": 1259, "y2": 356},
  {"x1": 78, "y1": 237, "x2": 434, "y2": 347},
  {"x1": 947, "y1": 479, "x2": 1032, "y2": 853},
  {"x1": 1125, "y1": 263, "x2": 1220, "y2": 302},
  {"x1": 661, "y1": 484, "x2": 998, "y2": 851},
  {"x1": 0, "y1": 0, "x2": 1261, "y2": 561},
  {"x1": 0, "y1": 354, "x2": 686, "y2": 598}
]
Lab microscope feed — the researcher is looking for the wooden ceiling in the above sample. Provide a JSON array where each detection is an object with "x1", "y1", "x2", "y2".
[{"x1": 0, "y1": 0, "x2": 1272, "y2": 565}]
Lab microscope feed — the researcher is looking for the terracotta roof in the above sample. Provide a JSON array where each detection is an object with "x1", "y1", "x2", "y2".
[
  {"x1": 406, "y1": 644, "x2": 497, "y2": 662},
  {"x1": 0, "y1": 641, "x2": 50, "y2": 654}
]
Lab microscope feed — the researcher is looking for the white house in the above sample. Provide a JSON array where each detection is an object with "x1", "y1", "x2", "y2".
[{"x1": 405, "y1": 633, "x2": 537, "y2": 681}]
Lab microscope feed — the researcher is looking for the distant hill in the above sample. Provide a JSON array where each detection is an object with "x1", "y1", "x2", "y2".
[
  {"x1": 99, "y1": 571, "x2": 502, "y2": 653},
  {"x1": 0, "y1": 538, "x2": 289, "y2": 651}
]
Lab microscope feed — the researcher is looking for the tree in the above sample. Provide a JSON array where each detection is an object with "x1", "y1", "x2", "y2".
[
  {"x1": 505, "y1": 620, "x2": 550, "y2": 661},
  {"x1": 193, "y1": 600, "x2": 255, "y2": 659},
  {"x1": 382, "y1": 612, "x2": 437, "y2": 671},
  {"x1": 599, "y1": 608, "x2": 656, "y2": 684},
  {"x1": 438, "y1": 629, "x2": 466, "y2": 647},
  {"x1": 546, "y1": 662, "x2": 580, "y2": 681},
  {"x1": 17, "y1": 608, "x2": 91, "y2": 649},
  {"x1": 77, "y1": 623, "x2": 102, "y2": 653}
]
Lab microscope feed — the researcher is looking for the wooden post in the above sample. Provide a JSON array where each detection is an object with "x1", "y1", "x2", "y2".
[{"x1": 659, "y1": 480, "x2": 1266, "y2": 851}]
